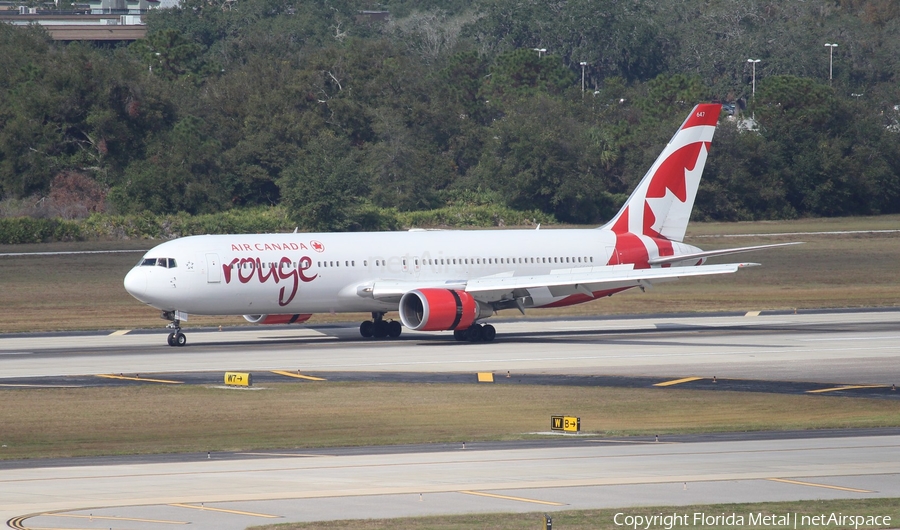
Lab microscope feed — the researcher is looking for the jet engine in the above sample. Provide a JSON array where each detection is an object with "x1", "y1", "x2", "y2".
[
  {"x1": 243, "y1": 314, "x2": 312, "y2": 325},
  {"x1": 399, "y1": 289, "x2": 492, "y2": 331}
]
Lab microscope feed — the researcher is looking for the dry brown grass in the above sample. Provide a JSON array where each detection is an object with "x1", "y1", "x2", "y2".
[
  {"x1": 1, "y1": 217, "x2": 898, "y2": 333},
  {"x1": 1, "y1": 383, "x2": 899, "y2": 460}
]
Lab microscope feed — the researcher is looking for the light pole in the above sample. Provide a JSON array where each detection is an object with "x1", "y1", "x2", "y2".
[
  {"x1": 533, "y1": 48, "x2": 546, "y2": 58},
  {"x1": 747, "y1": 59, "x2": 760, "y2": 97},
  {"x1": 824, "y1": 43, "x2": 838, "y2": 84},
  {"x1": 580, "y1": 61, "x2": 587, "y2": 95}
]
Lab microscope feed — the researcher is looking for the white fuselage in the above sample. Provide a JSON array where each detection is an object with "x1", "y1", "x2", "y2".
[{"x1": 123, "y1": 228, "x2": 702, "y2": 316}]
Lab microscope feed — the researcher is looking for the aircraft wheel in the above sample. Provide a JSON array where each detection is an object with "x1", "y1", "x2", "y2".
[
  {"x1": 481, "y1": 324, "x2": 496, "y2": 342},
  {"x1": 373, "y1": 320, "x2": 389, "y2": 338},
  {"x1": 175, "y1": 332, "x2": 187, "y2": 347},
  {"x1": 453, "y1": 330, "x2": 467, "y2": 341},
  {"x1": 360, "y1": 320, "x2": 374, "y2": 338},
  {"x1": 467, "y1": 323, "x2": 483, "y2": 342},
  {"x1": 388, "y1": 321, "x2": 402, "y2": 338},
  {"x1": 167, "y1": 332, "x2": 176, "y2": 347}
]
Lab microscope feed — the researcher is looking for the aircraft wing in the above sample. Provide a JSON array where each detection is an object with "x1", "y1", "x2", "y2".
[
  {"x1": 463, "y1": 263, "x2": 757, "y2": 302},
  {"x1": 359, "y1": 263, "x2": 757, "y2": 304}
]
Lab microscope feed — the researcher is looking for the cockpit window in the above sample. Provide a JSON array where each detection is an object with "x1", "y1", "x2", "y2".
[{"x1": 139, "y1": 257, "x2": 177, "y2": 268}]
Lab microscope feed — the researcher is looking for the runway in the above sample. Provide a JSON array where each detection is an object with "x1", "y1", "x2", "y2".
[{"x1": 2, "y1": 309, "x2": 900, "y2": 527}]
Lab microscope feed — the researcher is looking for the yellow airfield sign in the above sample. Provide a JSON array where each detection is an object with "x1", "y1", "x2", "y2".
[
  {"x1": 551, "y1": 415, "x2": 580, "y2": 433},
  {"x1": 225, "y1": 372, "x2": 252, "y2": 387}
]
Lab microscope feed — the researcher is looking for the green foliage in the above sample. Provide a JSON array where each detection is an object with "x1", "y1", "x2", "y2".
[
  {"x1": 641, "y1": 74, "x2": 708, "y2": 117},
  {"x1": 482, "y1": 48, "x2": 576, "y2": 100},
  {"x1": 78, "y1": 207, "x2": 291, "y2": 239},
  {"x1": 130, "y1": 29, "x2": 210, "y2": 81},
  {"x1": 466, "y1": 95, "x2": 619, "y2": 224},
  {"x1": 397, "y1": 205, "x2": 555, "y2": 228},
  {"x1": 277, "y1": 132, "x2": 370, "y2": 231},
  {"x1": 2, "y1": 0, "x2": 900, "y2": 234},
  {"x1": 0, "y1": 205, "x2": 555, "y2": 243},
  {"x1": 0, "y1": 217, "x2": 82, "y2": 244}
]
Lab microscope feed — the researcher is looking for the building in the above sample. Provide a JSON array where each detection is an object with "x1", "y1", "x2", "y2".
[{"x1": 0, "y1": 0, "x2": 158, "y2": 41}]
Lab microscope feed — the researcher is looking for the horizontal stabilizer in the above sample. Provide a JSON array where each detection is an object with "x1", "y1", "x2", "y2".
[{"x1": 648, "y1": 242, "x2": 803, "y2": 266}]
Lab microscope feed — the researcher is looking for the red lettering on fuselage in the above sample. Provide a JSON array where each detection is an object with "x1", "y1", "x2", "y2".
[
  {"x1": 232, "y1": 242, "x2": 302, "y2": 252},
  {"x1": 222, "y1": 256, "x2": 317, "y2": 306}
]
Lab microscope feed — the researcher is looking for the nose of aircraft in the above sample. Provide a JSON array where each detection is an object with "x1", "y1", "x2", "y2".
[{"x1": 123, "y1": 267, "x2": 148, "y2": 303}]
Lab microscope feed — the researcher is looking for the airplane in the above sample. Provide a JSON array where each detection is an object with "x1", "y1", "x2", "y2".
[{"x1": 124, "y1": 103, "x2": 797, "y2": 346}]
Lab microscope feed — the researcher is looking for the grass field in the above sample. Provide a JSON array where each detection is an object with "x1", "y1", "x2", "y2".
[
  {"x1": 1, "y1": 215, "x2": 899, "y2": 333},
  {"x1": 1, "y1": 383, "x2": 899, "y2": 460},
  {"x1": 251, "y1": 499, "x2": 900, "y2": 530}
]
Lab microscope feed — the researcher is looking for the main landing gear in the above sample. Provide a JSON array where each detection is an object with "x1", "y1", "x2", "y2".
[
  {"x1": 453, "y1": 323, "x2": 496, "y2": 342},
  {"x1": 162, "y1": 311, "x2": 187, "y2": 347},
  {"x1": 359, "y1": 312, "x2": 402, "y2": 339}
]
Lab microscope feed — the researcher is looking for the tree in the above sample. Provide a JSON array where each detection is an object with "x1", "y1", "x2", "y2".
[{"x1": 277, "y1": 132, "x2": 369, "y2": 231}]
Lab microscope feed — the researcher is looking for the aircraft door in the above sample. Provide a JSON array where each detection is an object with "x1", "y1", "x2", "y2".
[{"x1": 206, "y1": 253, "x2": 221, "y2": 283}]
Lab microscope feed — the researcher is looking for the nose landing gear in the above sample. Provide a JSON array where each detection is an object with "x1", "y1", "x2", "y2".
[
  {"x1": 162, "y1": 311, "x2": 187, "y2": 347},
  {"x1": 166, "y1": 331, "x2": 187, "y2": 347}
]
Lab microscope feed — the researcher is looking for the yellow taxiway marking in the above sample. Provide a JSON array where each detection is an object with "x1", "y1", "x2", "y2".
[
  {"x1": 271, "y1": 370, "x2": 326, "y2": 381},
  {"x1": 654, "y1": 376, "x2": 703, "y2": 387},
  {"x1": 169, "y1": 504, "x2": 280, "y2": 518},
  {"x1": 807, "y1": 384, "x2": 888, "y2": 394},
  {"x1": 745, "y1": 311, "x2": 761, "y2": 317},
  {"x1": 459, "y1": 490, "x2": 566, "y2": 506},
  {"x1": 45, "y1": 513, "x2": 188, "y2": 524},
  {"x1": 767, "y1": 478, "x2": 873, "y2": 493},
  {"x1": 108, "y1": 329, "x2": 131, "y2": 336},
  {"x1": 477, "y1": 372, "x2": 494, "y2": 382},
  {"x1": 97, "y1": 374, "x2": 183, "y2": 384}
]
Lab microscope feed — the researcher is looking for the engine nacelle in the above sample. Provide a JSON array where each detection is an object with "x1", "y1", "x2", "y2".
[
  {"x1": 243, "y1": 314, "x2": 312, "y2": 325},
  {"x1": 399, "y1": 289, "x2": 492, "y2": 331}
]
